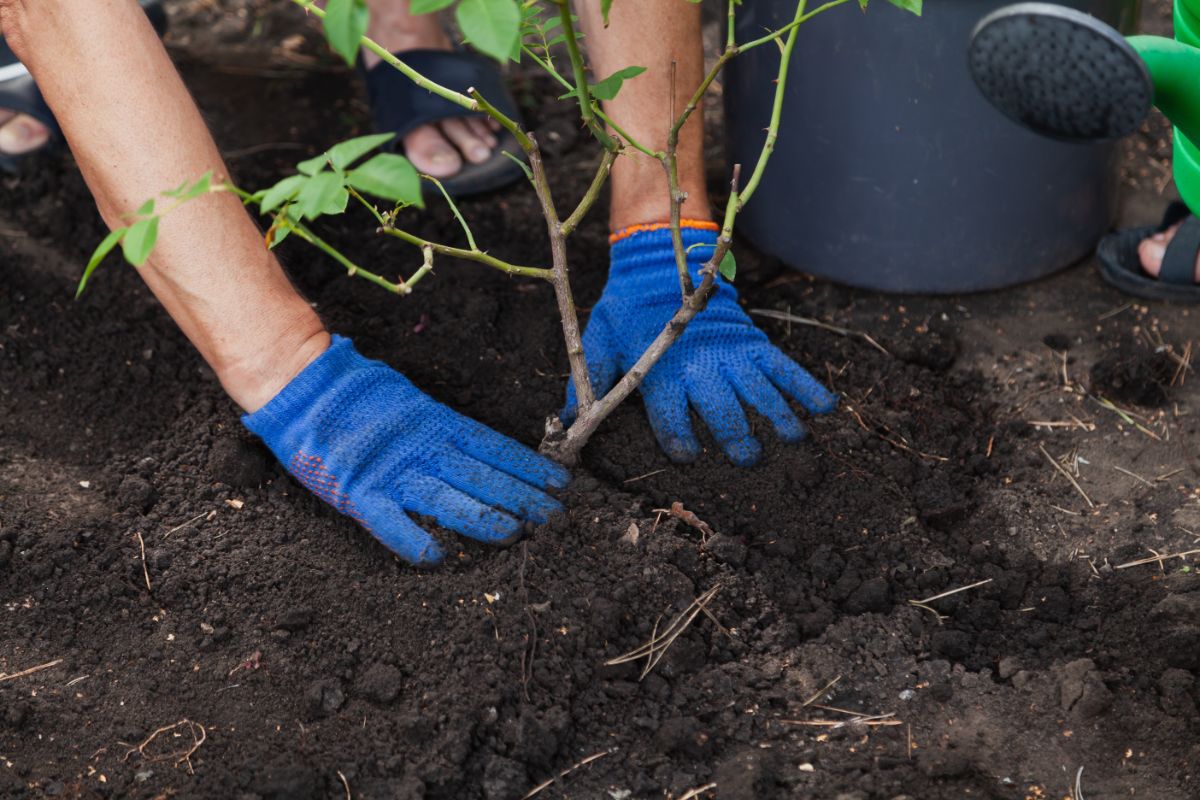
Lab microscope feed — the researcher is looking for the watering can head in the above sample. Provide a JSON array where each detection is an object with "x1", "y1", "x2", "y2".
[{"x1": 967, "y1": 2, "x2": 1153, "y2": 142}]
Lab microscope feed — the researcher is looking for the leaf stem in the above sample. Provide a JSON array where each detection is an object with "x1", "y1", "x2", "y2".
[
  {"x1": 739, "y1": 0, "x2": 809, "y2": 208},
  {"x1": 422, "y1": 174, "x2": 477, "y2": 250},
  {"x1": 379, "y1": 226, "x2": 550, "y2": 279},
  {"x1": 737, "y1": 0, "x2": 849, "y2": 53},
  {"x1": 553, "y1": 0, "x2": 617, "y2": 151},
  {"x1": 561, "y1": 149, "x2": 617, "y2": 236}
]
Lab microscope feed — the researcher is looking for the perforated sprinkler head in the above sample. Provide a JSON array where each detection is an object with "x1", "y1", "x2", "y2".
[{"x1": 968, "y1": 1, "x2": 1200, "y2": 211}]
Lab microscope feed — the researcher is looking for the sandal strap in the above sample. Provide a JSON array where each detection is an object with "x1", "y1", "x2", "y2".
[
  {"x1": 1158, "y1": 200, "x2": 1192, "y2": 232},
  {"x1": 1159, "y1": 213, "x2": 1200, "y2": 285},
  {"x1": 362, "y1": 49, "x2": 520, "y2": 144}
]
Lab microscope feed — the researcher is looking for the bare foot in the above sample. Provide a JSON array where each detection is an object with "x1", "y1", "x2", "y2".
[
  {"x1": 1138, "y1": 221, "x2": 1200, "y2": 283},
  {"x1": 0, "y1": 109, "x2": 50, "y2": 156},
  {"x1": 362, "y1": 8, "x2": 500, "y2": 179}
]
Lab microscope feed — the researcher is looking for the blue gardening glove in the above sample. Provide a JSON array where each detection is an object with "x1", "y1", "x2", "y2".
[
  {"x1": 244, "y1": 336, "x2": 569, "y2": 566},
  {"x1": 565, "y1": 223, "x2": 837, "y2": 466}
]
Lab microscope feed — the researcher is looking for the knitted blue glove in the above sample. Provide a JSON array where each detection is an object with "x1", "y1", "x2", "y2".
[
  {"x1": 565, "y1": 223, "x2": 837, "y2": 466},
  {"x1": 244, "y1": 336, "x2": 569, "y2": 566}
]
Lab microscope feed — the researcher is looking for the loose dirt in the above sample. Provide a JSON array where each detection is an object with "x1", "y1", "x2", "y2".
[{"x1": 1, "y1": 1, "x2": 1198, "y2": 798}]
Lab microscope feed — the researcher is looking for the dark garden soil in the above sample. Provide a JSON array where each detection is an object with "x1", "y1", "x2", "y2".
[{"x1": 3, "y1": 1, "x2": 1200, "y2": 798}]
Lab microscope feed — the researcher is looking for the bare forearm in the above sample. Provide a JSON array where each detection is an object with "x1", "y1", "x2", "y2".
[
  {"x1": 0, "y1": 0, "x2": 326, "y2": 410},
  {"x1": 575, "y1": 0, "x2": 709, "y2": 229}
]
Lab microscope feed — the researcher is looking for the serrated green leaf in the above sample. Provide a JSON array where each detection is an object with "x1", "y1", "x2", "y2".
[
  {"x1": 181, "y1": 171, "x2": 214, "y2": 200},
  {"x1": 323, "y1": 0, "x2": 370, "y2": 66},
  {"x1": 297, "y1": 152, "x2": 328, "y2": 176},
  {"x1": 326, "y1": 133, "x2": 397, "y2": 171},
  {"x1": 122, "y1": 216, "x2": 160, "y2": 267},
  {"x1": 266, "y1": 217, "x2": 293, "y2": 250},
  {"x1": 412, "y1": 0, "x2": 456, "y2": 11},
  {"x1": 545, "y1": 31, "x2": 584, "y2": 47},
  {"x1": 601, "y1": 0, "x2": 613, "y2": 25},
  {"x1": 456, "y1": 0, "x2": 522, "y2": 62},
  {"x1": 135, "y1": 198, "x2": 155, "y2": 217},
  {"x1": 719, "y1": 250, "x2": 737, "y2": 281},
  {"x1": 259, "y1": 174, "x2": 309, "y2": 214},
  {"x1": 589, "y1": 65, "x2": 645, "y2": 101},
  {"x1": 161, "y1": 179, "x2": 189, "y2": 199},
  {"x1": 295, "y1": 172, "x2": 350, "y2": 220},
  {"x1": 78, "y1": 228, "x2": 126, "y2": 298},
  {"x1": 345, "y1": 153, "x2": 424, "y2": 208},
  {"x1": 885, "y1": 0, "x2": 921, "y2": 14}
]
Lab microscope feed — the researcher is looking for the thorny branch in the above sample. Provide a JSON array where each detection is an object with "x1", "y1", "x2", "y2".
[{"x1": 276, "y1": 0, "x2": 842, "y2": 465}]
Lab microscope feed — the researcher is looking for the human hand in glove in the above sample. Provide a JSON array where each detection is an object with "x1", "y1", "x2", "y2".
[
  {"x1": 244, "y1": 336, "x2": 569, "y2": 566},
  {"x1": 564, "y1": 222, "x2": 837, "y2": 466}
]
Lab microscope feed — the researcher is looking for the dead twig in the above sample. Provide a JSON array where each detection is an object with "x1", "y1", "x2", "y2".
[
  {"x1": 521, "y1": 749, "x2": 615, "y2": 800},
  {"x1": 652, "y1": 501, "x2": 715, "y2": 544},
  {"x1": 676, "y1": 783, "x2": 719, "y2": 800},
  {"x1": 843, "y1": 403, "x2": 948, "y2": 462},
  {"x1": 1113, "y1": 548, "x2": 1200, "y2": 571},
  {"x1": 121, "y1": 719, "x2": 207, "y2": 775},
  {"x1": 1072, "y1": 766, "x2": 1086, "y2": 800},
  {"x1": 801, "y1": 675, "x2": 842, "y2": 708},
  {"x1": 1112, "y1": 465, "x2": 1153, "y2": 487},
  {"x1": 910, "y1": 578, "x2": 993, "y2": 606},
  {"x1": 1038, "y1": 444, "x2": 1094, "y2": 509},
  {"x1": 164, "y1": 510, "x2": 212, "y2": 538},
  {"x1": 0, "y1": 658, "x2": 64, "y2": 684},
  {"x1": 337, "y1": 769, "x2": 351, "y2": 800},
  {"x1": 782, "y1": 713, "x2": 901, "y2": 728},
  {"x1": 623, "y1": 468, "x2": 666, "y2": 485},
  {"x1": 606, "y1": 586, "x2": 721, "y2": 679},
  {"x1": 1091, "y1": 395, "x2": 1162, "y2": 440},
  {"x1": 749, "y1": 308, "x2": 890, "y2": 355},
  {"x1": 135, "y1": 531, "x2": 152, "y2": 592}
]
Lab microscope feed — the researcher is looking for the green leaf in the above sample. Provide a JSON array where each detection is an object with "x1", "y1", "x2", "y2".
[
  {"x1": 326, "y1": 133, "x2": 397, "y2": 170},
  {"x1": 77, "y1": 228, "x2": 126, "y2": 298},
  {"x1": 719, "y1": 250, "x2": 737, "y2": 281},
  {"x1": 589, "y1": 65, "x2": 646, "y2": 101},
  {"x1": 885, "y1": 0, "x2": 921, "y2": 14},
  {"x1": 323, "y1": 0, "x2": 370, "y2": 66},
  {"x1": 601, "y1": 0, "x2": 613, "y2": 25},
  {"x1": 135, "y1": 198, "x2": 155, "y2": 217},
  {"x1": 162, "y1": 179, "x2": 189, "y2": 199},
  {"x1": 122, "y1": 216, "x2": 160, "y2": 267},
  {"x1": 412, "y1": 0, "x2": 456, "y2": 11},
  {"x1": 266, "y1": 216, "x2": 294, "y2": 250},
  {"x1": 295, "y1": 172, "x2": 350, "y2": 220},
  {"x1": 858, "y1": 0, "x2": 868, "y2": 8},
  {"x1": 346, "y1": 153, "x2": 424, "y2": 207},
  {"x1": 259, "y1": 174, "x2": 309, "y2": 214},
  {"x1": 456, "y1": 0, "x2": 522, "y2": 62},
  {"x1": 297, "y1": 152, "x2": 329, "y2": 176},
  {"x1": 181, "y1": 171, "x2": 214, "y2": 200}
]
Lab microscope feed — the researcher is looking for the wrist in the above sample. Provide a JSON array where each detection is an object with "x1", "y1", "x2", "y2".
[
  {"x1": 608, "y1": 221, "x2": 721, "y2": 282},
  {"x1": 218, "y1": 322, "x2": 331, "y2": 414}
]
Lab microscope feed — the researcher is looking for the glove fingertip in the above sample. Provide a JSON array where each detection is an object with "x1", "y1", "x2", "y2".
[
  {"x1": 476, "y1": 511, "x2": 525, "y2": 546},
  {"x1": 661, "y1": 435, "x2": 702, "y2": 464},
  {"x1": 724, "y1": 435, "x2": 763, "y2": 468},
  {"x1": 386, "y1": 536, "x2": 445, "y2": 568},
  {"x1": 806, "y1": 388, "x2": 839, "y2": 415},
  {"x1": 775, "y1": 416, "x2": 810, "y2": 444},
  {"x1": 544, "y1": 462, "x2": 571, "y2": 490}
]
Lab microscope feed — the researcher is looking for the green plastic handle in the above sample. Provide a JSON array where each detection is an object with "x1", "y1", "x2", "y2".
[{"x1": 1127, "y1": 1, "x2": 1200, "y2": 212}]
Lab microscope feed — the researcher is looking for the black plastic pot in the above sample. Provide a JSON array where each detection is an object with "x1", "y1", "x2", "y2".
[{"x1": 724, "y1": 0, "x2": 1140, "y2": 293}]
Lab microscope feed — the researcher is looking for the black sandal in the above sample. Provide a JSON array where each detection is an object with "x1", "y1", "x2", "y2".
[
  {"x1": 0, "y1": 0, "x2": 167, "y2": 174},
  {"x1": 1097, "y1": 202, "x2": 1200, "y2": 303},
  {"x1": 361, "y1": 50, "x2": 527, "y2": 199}
]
